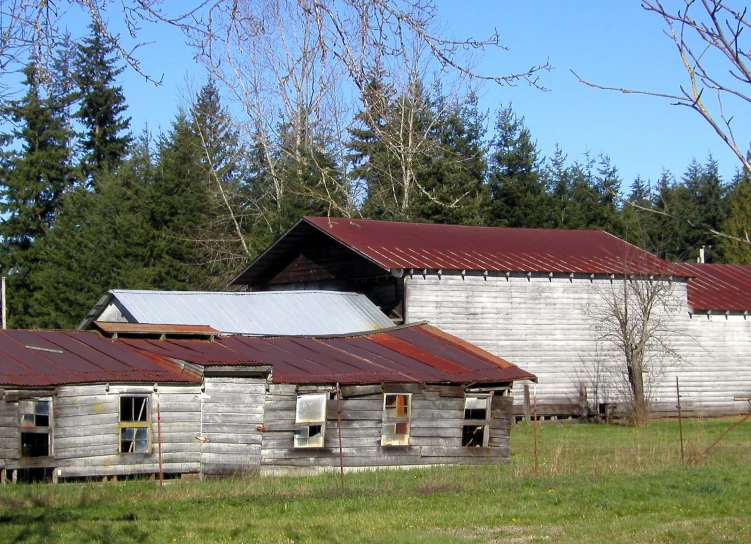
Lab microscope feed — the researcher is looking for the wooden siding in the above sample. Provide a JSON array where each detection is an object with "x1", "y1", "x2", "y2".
[
  {"x1": 261, "y1": 227, "x2": 385, "y2": 286},
  {"x1": 405, "y1": 271, "x2": 751, "y2": 417},
  {"x1": 260, "y1": 383, "x2": 513, "y2": 475},
  {"x1": 200, "y1": 377, "x2": 266, "y2": 474},
  {"x1": 1, "y1": 383, "x2": 203, "y2": 479}
]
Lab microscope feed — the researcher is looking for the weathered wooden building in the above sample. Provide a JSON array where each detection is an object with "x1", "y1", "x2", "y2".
[
  {"x1": 230, "y1": 217, "x2": 751, "y2": 417},
  {"x1": 0, "y1": 323, "x2": 534, "y2": 482}
]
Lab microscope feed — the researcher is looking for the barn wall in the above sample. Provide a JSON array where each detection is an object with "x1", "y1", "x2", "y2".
[
  {"x1": 200, "y1": 376, "x2": 266, "y2": 474},
  {"x1": 52, "y1": 383, "x2": 202, "y2": 479},
  {"x1": 405, "y1": 271, "x2": 751, "y2": 417},
  {"x1": 260, "y1": 383, "x2": 512, "y2": 476}
]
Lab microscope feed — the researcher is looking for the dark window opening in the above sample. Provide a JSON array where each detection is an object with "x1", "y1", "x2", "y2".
[
  {"x1": 462, "y1": 425, "x2": 485, "y2": 447},
  {"x1": 21, "y1": 432, "x2": 50, "y2": 457},
  {"x1": 120, "y1": 396, "x2": 149, "y2": 422}
]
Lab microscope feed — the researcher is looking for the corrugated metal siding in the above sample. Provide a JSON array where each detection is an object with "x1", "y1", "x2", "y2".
[
  {"x1": 80, "y1": 290, "x2": 394, "y2": 335},
  {"x1": 122, "y1": 324, "x2": 536, "y2": 385},
  {"x1": 0, "y1": 330, "x2": 200, "y2": 387},
  {"x1": 678, "y1": 263, "x2": 751, "y2": 311}
]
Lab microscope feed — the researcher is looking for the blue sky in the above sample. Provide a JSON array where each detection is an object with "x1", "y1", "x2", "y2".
[{"x1": 110, "y1": 1, "x2": 749, "y2": 189}]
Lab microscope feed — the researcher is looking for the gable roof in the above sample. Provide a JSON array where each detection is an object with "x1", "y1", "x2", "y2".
[
  {"x1": 231, "y1": 217, "x2": 673, "y2": 285},
  {"x1": 121, "y1": 323, "x2": 535, "y2": 385},
  {"x1": 0, "y1": 330, "x2": 200, "y2": 387},
  {"x1": 78, "y1": 289, "x2": 394, "y2": 335},
  {"x1": 676, "y1": 263, "x2": 751, "y2": 312}
]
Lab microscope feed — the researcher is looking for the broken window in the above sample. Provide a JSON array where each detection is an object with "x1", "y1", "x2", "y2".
[
  {"x1": 294, "y1": 394, "x2": 327, "y2": 448},
  {"x1": 381, "y1": 393, "x2": 411, "y2": 446},
  {"x1": 120, "y1": 396, "x2": 150, "y2": 453},
  {"x1": 19, "y1": 399, "x2": 52, "y2": 457},
  {"x1": 462, "y1": 395, "x2": 490, "y2": 447}
]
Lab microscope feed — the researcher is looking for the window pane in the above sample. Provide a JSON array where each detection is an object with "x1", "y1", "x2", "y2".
[
  {"x1": 121, "y1": 427, "x2": 135, "y2": 440},
  {"x1": 296, "y1": 394, "x2": 326, "y2": 423},
  {"x1": 135, "y1": 439, "x2": 149, "y2": 453},
  {"x1": 135, "y1": 427, "x2": 148, "y2": 440},
  {"x1": 35, "y1": 401, "x2": 50, "y2": 415},
  {"x1": 21, "y1": 414, "x2": 36, "y2": 427},
  {"x1": 394, "y1": 422, "x2": 409, "y2": 435},
  {"x1": 35, "y1": 415, "x2": 49, "y2": 427}
]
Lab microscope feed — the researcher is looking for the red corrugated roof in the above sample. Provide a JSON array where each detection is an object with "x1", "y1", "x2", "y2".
[
  {"x1": 301, "y1": 217, "x2": 671, "y2": 275},
  {"x1": 0, "y1": 330, "x2": 201, "y2": 387},
  {"x1": 677, "y1": 263, "x2": 751, "y2": 311},
  {"x1": 122, "y1": 324, "x2": 535, "y2": 385}
]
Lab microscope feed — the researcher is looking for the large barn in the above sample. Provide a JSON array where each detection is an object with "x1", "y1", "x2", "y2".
[
  {"x1": 0, "y1": 324, "x2": 533, "y2": 482},
  {"x1": 230, "y1": 216, "x2": 751, "y2": 417}
]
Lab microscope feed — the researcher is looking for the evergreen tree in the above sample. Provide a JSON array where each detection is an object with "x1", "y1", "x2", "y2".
[
  {"x1": 73, "y1": 22, "x2": 131, "y2": 184},
  {"x1": 410, "y1": 90, "x2": 487, "y2": 225},
  {"x1": 29, "y1": 141, "x2": 155, "y2": 328},
  {"x1": 717, "y1": 167, "x2": 751, "y2": 263},
  {"x1": 0, "y1": 61, "x2": 73, "y2": 328},
  {"x1": 351, "y1": 79, "x2": 486, "y2": 224},
  {"x1": 486, "y1": 105, "x2": 546, "y2": 228},
  {"x1": 541, "y1": 145, "x2": 572, "y2": 229}
]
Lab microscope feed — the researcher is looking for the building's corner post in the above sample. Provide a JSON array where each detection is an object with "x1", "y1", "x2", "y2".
[{"x1": 523, "y1": 385, "x2": 531, "y2": 423}]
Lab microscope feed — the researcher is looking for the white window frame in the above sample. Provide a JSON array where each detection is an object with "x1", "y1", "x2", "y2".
[
  {"x1": 19, "y1": 398, "x2": 53, "y2": 457},
  {"x1": 119, "y1": 395, "x2": 151, "y2": 454},
  {"x1": 462, "y1": 394, "x2": 491, "y2": 448},
  {"x1": 294, "y1": 394, "x2": 327, "y2": 448},
  {"x1": 381, "y1": 393, "x2": 411, "y2": 446}
]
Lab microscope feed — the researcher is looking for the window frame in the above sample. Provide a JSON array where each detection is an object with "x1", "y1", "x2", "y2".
[
  {"x1": 293, "y1": 393, "x2": 327, "y2": 448},
  {"x1": 19, "y1": 398, "x2": 53, "y2": 458},
  {"x1": 462, "y1": 394, "x2": 491, "y2": 448},
  {"x1": 119, "y1": 395, "x2": 151, "y2": 454},
  {"x1": 381, "y1": 393, "x2": 411, "y2": 446}
]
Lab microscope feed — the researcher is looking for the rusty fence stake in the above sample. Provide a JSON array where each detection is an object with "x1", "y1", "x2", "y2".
[
  {"x1": 676, "y1": 377, "x2": 684, "y2": 466},
  {"x1": 157, "y1": 399, "x2": 164, "y2": 489},
  {"x1": 533, "y1": 385, "x2": 538, "y2": 475}
]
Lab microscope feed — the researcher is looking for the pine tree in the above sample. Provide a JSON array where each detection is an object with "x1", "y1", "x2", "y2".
[
  {"x1": 410, "y1": 90, "x2": 487, "y2": 225},
  {"x1": 0, "y1": 61, "x2": 73, "y2": 327},
  {"x1": 30, "y1": 137, "x2": 157, "y2": 328},
  {"x1": 717, "y1": 167, "x2": 751, "y2": 263},
  {"x1": 486, "y1": 105, "x2": 546, "y2": 228},
  {"x1": 74, "y1": 22, "x2": 131, "y2": 184},
  {"x1": 351, "y1": 79, "x2": 487, "y2": 223}
]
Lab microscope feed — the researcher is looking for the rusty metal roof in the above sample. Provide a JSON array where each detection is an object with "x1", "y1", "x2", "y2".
[
  {"x1": 122, "y1": 323, "x2": 536, "y2": 385},
  {"x1": 0, "y1": 330, "x2": 201, "y2": 387},
  {"x1": 677, "y1": 263, "x2": 751, "y2": 311},
  {"x1": 231, "y1": 217, "x2": 672, "y2": 285}
]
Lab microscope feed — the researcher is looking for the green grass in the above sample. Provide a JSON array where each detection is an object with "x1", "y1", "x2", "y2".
[{"x1": 1, "y1": 418, "x2": 750, "y2": 543}]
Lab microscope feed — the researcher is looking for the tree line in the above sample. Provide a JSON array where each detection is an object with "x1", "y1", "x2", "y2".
[{"x1": 1, "y1": 25, "x2": 750, "y2": 330}]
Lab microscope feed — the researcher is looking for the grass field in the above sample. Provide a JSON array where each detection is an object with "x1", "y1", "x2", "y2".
[{"x1": 1, "y1": 417, "x2": 750, "y2": 543}]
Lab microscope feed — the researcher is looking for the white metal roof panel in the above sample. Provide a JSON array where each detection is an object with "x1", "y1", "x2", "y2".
[{"x1": 79, "y1": 290, "x2": 395, "y2": 335}]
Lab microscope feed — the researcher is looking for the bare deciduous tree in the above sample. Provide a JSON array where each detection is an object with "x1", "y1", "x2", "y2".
[
  {"x1": 584, "y1": 271, "x2": 683, "y2": 426},
  {"x1": 574, "y1": 0, "x2": 751, "y2": 174}
]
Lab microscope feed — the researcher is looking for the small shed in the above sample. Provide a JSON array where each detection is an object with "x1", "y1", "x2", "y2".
[{"x1": 0, "y1": 323, "x2": 534, "y2": 481}]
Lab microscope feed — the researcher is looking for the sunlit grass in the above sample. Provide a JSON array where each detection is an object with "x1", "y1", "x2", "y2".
[{"x1": 1, "y1": 417, "x2": 749, "y2": 543}]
